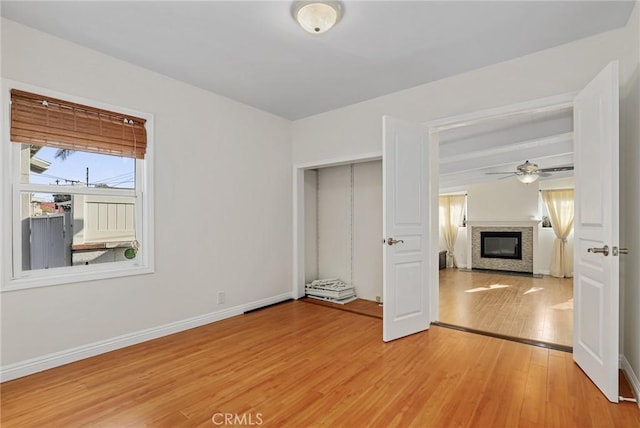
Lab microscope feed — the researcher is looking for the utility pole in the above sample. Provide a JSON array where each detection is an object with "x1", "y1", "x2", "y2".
[{"x1": 86, "y1": 167, "x2": 89, "y2": 187}]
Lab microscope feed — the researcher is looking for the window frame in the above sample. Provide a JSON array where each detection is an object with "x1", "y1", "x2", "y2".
[{"x1": 1, "y1": 79, "x2": 154, "y2": 291}]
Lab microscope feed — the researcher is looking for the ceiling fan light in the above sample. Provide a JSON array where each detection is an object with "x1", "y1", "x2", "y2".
[
  {"x1": 294, "y1": 1, "x2": 341, "y2": 34},
  {"x1": 517, "y1": 172, "x2": 539, "y2": 184}
]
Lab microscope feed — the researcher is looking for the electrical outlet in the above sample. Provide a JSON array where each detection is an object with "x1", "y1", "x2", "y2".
[
  {"x1": 375, "y1": 296, "x2": 381, "y2": 303},
  {"x1": 217, "y1": 291, "x2": 226, "y2": 305}
]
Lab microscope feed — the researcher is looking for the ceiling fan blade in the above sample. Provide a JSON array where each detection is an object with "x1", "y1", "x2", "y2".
[
  {"x1": 538, "y1": 165, "x2": 574, "y2": 172},
  {"x1": 484, "y1": 172, "x2": 515, "y2": 175}
]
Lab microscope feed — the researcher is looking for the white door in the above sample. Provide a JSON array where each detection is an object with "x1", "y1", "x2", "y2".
[
  {"x1": 573, "y1": 61, "x2": 620, "y2": 402},
  {"x1": 382, "y1": 116, "x2": 438, "y2": 342}
]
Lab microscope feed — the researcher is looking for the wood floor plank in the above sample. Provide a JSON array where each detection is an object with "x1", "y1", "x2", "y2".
[
  {"x1": 1, "y1": 301, "x2": 638, "y2": 427},
  {"x1": 470, "y1": 339, "x2": 532, "y2": 427}
]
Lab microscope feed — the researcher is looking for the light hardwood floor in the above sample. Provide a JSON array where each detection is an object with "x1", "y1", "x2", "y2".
[
  {"x1": 439, "y1": 269, "x2": 573, "y2": 347},
  {"x1": 2, "y1": 301, "x2": 638, "y2": 427}
]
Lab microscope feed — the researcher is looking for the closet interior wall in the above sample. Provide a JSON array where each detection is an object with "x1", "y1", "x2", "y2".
[{"x1": 303, "y1": 161, "x2": 382, "y2": 302}]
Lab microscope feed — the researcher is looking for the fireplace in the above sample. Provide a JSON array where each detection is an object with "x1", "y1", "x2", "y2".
[
  {"x1": 480, "y1": 231, "x2": 522, "y2": 260},
  {"x1": 466, "y1": 222, "x2": 537, "y2": 274}
]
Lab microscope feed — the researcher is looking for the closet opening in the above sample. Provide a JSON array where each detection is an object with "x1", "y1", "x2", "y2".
[{"x1": 298, "y1": 158, "x2": 383, "y2": 320}]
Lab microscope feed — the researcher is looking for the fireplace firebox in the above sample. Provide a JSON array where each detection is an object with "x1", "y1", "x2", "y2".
[{"x1": 480, "y1": 231, "x2": 522, "y2": 260}]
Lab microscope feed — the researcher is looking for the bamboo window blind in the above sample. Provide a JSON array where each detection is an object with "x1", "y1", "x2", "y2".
[{"x1": 10, "y1": 89, "x2": 147, "y2": 159}]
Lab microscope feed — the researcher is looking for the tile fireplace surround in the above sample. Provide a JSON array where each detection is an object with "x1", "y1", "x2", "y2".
[{"x1": 466, "y1": 221, "x2": 541, "y2": 274}]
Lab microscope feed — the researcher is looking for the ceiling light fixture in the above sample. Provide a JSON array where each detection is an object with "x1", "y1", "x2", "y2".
[
  {"x1": 293, "y1": 1, "x2": 342, "y2": 34},
  {"x1": 516, "y1": 172, "x2": 540, "y2": 184}
]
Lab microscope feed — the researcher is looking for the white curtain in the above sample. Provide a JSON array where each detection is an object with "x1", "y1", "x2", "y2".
[
  {"x1": 542, "y1": 189, "x2": 574, "y2": 278},
  {"x1": 439, "y1": 195, "x2": 466, "y2": 268}
]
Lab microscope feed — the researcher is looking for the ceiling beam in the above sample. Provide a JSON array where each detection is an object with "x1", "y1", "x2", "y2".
[{"x1": 440, "y1": 133, "x2": 573, "y2": 175}]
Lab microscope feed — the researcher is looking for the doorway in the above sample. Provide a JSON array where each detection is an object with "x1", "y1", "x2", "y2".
[
  {"x1": 431, "y1": 95, "x2": 576, "y2": 348},
  {"x1": 429, "y1": 61, "x2": 621, "y2": 403}
]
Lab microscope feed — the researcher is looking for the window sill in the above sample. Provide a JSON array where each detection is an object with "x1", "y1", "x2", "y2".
[{"x1": 2, "y1": 263, "x2": 154, "y2": 292}]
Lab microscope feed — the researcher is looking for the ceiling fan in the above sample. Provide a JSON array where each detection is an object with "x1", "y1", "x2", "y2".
[{"x1": 486, "y1": 160, "x2": 574, "y2": 184}]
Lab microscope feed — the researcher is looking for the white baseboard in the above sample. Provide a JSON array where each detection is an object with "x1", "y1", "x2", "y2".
[
  {"x1": 620, "y1": 354, "x2": 640, "y2": 407},
  {"x1": 0, "y1": 292, "x2": 293, "y2": 383}
]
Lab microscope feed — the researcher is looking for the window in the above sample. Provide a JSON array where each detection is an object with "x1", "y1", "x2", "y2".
[{"x1": 3, "y1": 83, "x2": 154, "y2": 290}]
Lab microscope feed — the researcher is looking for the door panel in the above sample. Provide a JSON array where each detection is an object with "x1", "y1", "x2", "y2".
[
  {"x1": 573, "y1": 61, "x2": 619, "y2": 402},
  {"x1": 394, "y1": 262, "x2": 423, "y2": 318},
  {"x1": 394, "y1": 141, "x2": 422, "y2": 225}
]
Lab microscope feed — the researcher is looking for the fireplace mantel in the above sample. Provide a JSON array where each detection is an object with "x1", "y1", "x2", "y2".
[{"x1": 466, "y1": 220, "x2": 541, "y2": 227}]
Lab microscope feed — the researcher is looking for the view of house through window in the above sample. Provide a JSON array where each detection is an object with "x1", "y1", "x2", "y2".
[{"x1": 20, "y1": 144, "x2": 137, "y2": 271}]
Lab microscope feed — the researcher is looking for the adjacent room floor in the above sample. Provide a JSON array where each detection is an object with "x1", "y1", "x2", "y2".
[{"x1": 439, "y1": 268, "x2": 573, "y2": 347}]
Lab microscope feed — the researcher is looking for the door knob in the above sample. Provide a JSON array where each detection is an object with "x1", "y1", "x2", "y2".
[
  {"x1": 387, "y1": 238, "x2": 404, "y2": 246},
  {"x1": 587, "y1": 245, "x2": 609, "y2": 256}
]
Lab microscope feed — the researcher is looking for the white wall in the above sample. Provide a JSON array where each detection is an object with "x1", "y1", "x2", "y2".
[
  {"x1": 467, "y1": 179, "x2": 539, "y2": 222},
  {"x1": 1, "y1": 19, "x2": 292, "y2": 367},
  {"x1": 619, "y1": 1, "x2": 640, "y2": 396},
  {"x1": 538, "y1": 177, "x2": 575, "y2": 191},
  {"x1": 311, "y1": 161, "x2": 382, "y2": 301}
]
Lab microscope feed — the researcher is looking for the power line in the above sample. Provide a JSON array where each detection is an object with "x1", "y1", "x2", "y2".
[
  {"x1": 92, "y1": 171, "x2": 135, "y2": 183},
  {"x1": 109, "y1": 179, "x2": 135, "y2": 187},
  {"x1": 30, "y1": 171, "x2": 135, "y2": 188},
  {"x1": 96, "y1": 174, "x2": 135, "y2": 188},
  {"x1": 30, "y1": 172, "x2": 81, "y2": 184}
]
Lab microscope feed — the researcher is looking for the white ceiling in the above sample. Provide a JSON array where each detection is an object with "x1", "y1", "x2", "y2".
[{"x1": 1, "y1": 1, "x2": 635, "y2": 120}]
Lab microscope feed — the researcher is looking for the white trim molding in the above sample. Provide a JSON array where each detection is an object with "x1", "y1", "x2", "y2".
[
  {"x1": 620, "y1": 355, "x2": 640, "y2": 407},
  {"x1": 0, "y1": 292, "x2": 294, "y2": 382}
]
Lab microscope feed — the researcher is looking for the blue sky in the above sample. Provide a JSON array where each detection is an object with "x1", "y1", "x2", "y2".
[{"x1": 30, "y1": 146, "x2": 135, "y2": 189}]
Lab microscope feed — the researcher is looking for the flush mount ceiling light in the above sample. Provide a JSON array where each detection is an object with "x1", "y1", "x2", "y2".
[{"x1": 293, "y1": 1, "x2": 342, "y2": 34}]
